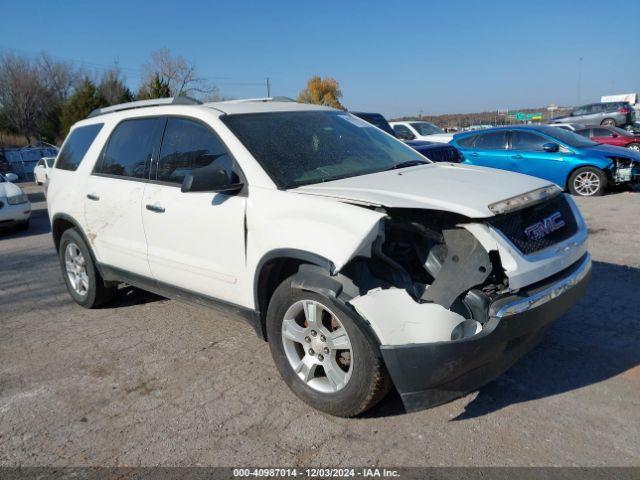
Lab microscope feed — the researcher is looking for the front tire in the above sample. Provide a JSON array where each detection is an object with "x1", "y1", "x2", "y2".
[
  {"x1": 59, "y1": 228, "x2": 116, "y2": 308},
  {"x1": 266, "y1": 277, "x2": 391, "y2": 417},
  {"x1": 568, "y1": 167, "x2": 607, "y2": 196},
  {"x1": 627, "y1": 142, "x2": 640, "y2": 152}
]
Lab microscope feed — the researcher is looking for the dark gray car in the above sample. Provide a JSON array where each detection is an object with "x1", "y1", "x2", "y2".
[{"x1": 552, "y1": 102, "x2": 635, "y2": 127}]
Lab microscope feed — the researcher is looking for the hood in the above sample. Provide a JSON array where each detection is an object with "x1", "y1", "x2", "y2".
[
  {"x1": 291, "y1": 163, "x2": 553, "y2": 218},
  {"x1": 584, "y1": 143, "x2": 640, "y2": 161},
  {"x1": 421, "y1": 133, "x2": 454, "y2": 143},
  {"x1": 0, "y1": 181, "x2": 22, "y2": 199}
]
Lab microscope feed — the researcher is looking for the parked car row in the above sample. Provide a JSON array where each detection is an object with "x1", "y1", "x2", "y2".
[
  {"x1": 452, "y1": 125, "x2": 640, "y2": 196},
  {"x1": 551, "y1": 101, "x2": 636, "y2": 128},
  {"x1": 0, "y1": 172, "x2": 31, "y2": 231}
]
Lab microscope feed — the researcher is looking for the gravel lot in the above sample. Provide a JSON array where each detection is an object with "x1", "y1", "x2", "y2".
[{"x1": 1, "y1": 184, "x2": 639, "y2": 467}]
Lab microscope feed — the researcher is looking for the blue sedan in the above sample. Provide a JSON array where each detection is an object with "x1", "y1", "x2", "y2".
[{"x1": 451, "y1": 125, "x2": 640, "y2": 196}]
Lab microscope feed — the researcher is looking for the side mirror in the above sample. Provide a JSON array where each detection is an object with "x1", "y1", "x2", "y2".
[
  {"x1": 181, "y1": 169, "x2": 243, "y2": 194},
  {"x1": 542, "y1": 142, "x2": 559, "y2": 153},
  {"x1": 5, "y1": 173, "x2": 18, "y2": 182},
  {"x1": 611, "y1": 133, "x2": 618, "y2": 138}
]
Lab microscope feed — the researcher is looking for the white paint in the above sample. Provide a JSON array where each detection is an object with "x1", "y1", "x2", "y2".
[{"x1": 349, "y1": 288, "x2": 472, "y2": 346}]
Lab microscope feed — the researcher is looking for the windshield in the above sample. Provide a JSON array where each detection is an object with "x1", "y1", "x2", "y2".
[
  {"x1": 610, "y1": 126, "x2": 633, "y2": 137},
  {"x1": 535, "y1": 126, "x2": 599, "y2": 148},
  {"x1": 410, "y1": 122, "x2": 444, "y2": 136},
  {"x1": 223, "y1": 111, "x2": 428, "y2": 188}
]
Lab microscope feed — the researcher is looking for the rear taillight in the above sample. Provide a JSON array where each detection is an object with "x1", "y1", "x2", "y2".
[{"x1": 618, "y1": 107, "x2": 630, "y2": 114}]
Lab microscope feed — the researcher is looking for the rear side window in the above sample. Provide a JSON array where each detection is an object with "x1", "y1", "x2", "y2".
[
  {"x1": 155, "y1": 118, "x2": 234, "y2": 185},
  {"x1": 95, "y1": 117, "x2": 165, "y2": 179},
  {"x1": 575, "y1": 129, "x2": 591, "y2": 137},
  {"x1": 456, "y1": 135, "x2": 477, "y2": 147},
  {"x1": 474, "y1": 131, "x2": 508, "y2": 150},
  {"x1": 56, "y1": 123, "x2": 103, "y2": 171},
  {"x1": 592, "y1": 127, "x2": 612, "y2": 137}
]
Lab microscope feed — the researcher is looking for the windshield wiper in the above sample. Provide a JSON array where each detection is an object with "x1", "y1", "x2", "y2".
[{"x1": 385, "y1": 159, "x2": 429, "y2": 171}]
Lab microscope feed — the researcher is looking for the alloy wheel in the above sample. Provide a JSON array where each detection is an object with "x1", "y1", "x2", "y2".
[
  {"x1": 573, "y1": 171, "x2": 601, "y2": 196},
  {"x1": 65, "y1": 242, "x2": 89, "y2": 296},
  {"x1": 281, "y1": 299, "x2": 353, "y2": 393}
]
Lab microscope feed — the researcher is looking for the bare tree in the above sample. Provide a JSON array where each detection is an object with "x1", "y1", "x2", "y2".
[
  {"x1": 39, "y1": 52, "x2": 78, "y2": 103},
  {"x1": 142, "y1": 49, "x2": 216, "y2": 98},
  {"x1": 0, "y1": 54, "x2": 53, "y2": 143}
]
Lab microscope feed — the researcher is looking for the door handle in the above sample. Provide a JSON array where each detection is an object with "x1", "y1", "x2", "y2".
[
  {"x1": 512, "y1": 154, "x2": 523, "y2": 159},
  {"x1": 86, "y1": 193, "x2": 100, "y2": 201},
  {"x1": 469, "y1": 152, "x2": 479, "y2": 157},
  {"x1": 146, "y1": 203, "x2": 165, "y2": 213}
]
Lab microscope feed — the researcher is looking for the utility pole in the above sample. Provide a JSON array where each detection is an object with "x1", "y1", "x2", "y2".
[
  {"x1": 266, "y1": 77, "x2": 271, "y2": 97},
  {"x1": 577, "y1": 57, "x2": 583, "y2": 104}
]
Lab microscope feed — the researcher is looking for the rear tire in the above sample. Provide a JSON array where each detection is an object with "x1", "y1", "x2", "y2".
[
  {"x1": 59, "y1": 228, "x2": 116, "y2": 308},
  {"x1": 601, "y1": 118, "x2": 616, "y2": 127},
  {"x1": 266, "y1": 277, "x2": 391, "y2": 417},
  {"x1": 568, "y1": 167, "x2": 607, "y2": 196},
  {"x1": 627, "y1": 142, "x2": 640, "y2": 151}
]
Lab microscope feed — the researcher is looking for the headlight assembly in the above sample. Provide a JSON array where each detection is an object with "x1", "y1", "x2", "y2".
[
  {"x1": 7, "y1": 192, "x2": 29, "y2": 205},
  {"x1": 488, "y1": 185, "x2": 562, "y2": 215}
]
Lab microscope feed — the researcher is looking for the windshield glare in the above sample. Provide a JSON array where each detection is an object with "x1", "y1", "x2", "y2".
[
  {"x1": 410, "y1": 122, "x2": 444, "y2": 136},
  {"x1": 223, "y1": 111, "x2": 428, "y2": 188},
  {"x1": 536, "y1": 126, "x2": 599, "y2": 148}
]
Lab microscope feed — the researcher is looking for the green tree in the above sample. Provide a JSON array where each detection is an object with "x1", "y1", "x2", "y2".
[
  {"x1": 99, "y1": 67, "x2": 134, "y2": 105},
  {"x1": 297, "y1": 76, "x2": 344, "y2": 109},
  {"x1": 137, "y1": 73, "x2": 171, "y2": 100},
  {"x1": 60, "y1": 78, "x2": 106, "y2": 134}
]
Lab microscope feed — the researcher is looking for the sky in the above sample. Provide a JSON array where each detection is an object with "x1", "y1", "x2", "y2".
[{"x1": 1, "y1": 0, "x2": 638, "y2": 118}]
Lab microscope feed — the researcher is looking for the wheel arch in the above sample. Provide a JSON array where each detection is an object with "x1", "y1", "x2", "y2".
[
  {"x1": 565, "y1": 162, "x2": 610, "y2": 191},
  {"x1": 253, "y1": 249, "x2": 335, "y2": 340},
  {"x1": 51, "y1": 213, "x2": 105, "y2": 278}
]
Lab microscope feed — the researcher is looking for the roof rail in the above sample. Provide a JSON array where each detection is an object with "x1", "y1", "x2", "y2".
[
  {"x1": 216, "y1": 96, "x2": 297, "y2": 104},
  {"x1": 87, "y1": 96, "x2": 202, "y2": 118}
]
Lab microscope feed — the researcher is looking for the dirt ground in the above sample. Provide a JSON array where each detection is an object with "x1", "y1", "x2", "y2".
[{"x1": 1, "y1": 184, "x2": 639, "y2": 467}]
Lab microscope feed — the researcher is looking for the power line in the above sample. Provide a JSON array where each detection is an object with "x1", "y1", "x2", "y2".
[{"x1": 0, "y1": 45, "x2": 270, "y2": 87}]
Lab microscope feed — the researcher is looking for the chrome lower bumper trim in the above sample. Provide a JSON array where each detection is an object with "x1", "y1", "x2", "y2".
[{"x1": 494, "y1": 254, "x2": 592, "y2": 318}]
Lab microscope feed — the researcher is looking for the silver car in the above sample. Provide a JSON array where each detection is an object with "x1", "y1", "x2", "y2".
[{"x1": 552, "y1": 102, "x2": 635, "y2": 127}]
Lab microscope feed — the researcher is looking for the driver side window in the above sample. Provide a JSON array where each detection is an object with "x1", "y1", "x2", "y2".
[
  {"x1": 510, "y1": 131, "x2": 547, "y2": 152},
  {"x1": 392, "y1": 124, "x2": 415, "y2": 140},
  {"x1": 155, "y1": 117, "x2": 236, "y2": 185}
]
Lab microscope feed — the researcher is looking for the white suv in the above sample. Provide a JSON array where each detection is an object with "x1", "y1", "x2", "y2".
[{"x1": 48, "y1": 97, "x2": 591, "y2": 416}]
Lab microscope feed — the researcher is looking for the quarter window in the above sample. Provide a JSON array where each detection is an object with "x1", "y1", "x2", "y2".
[
  {"x1": 56, "y1": 123, "x2": 104, "y2": 171},
  {"x1": 156, "y1": 118, "x2": 235, "y2": 185},
  {"x1": 510, "y1": 131, "x2": 547, "y2": 151},
  {"x1": 456, "y1": 135, "x2": 477, "y2": 147},
  {"x1": 473, "y1": 131, "x2": 508, "y2": 150},
  {"x1": 96, "y1": 118, "x2": 164, "y2": 179}
]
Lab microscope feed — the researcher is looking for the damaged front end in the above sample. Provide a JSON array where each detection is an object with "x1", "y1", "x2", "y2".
[
  {"x1": 311, "y1": 199, "x2": 591, "y2": 412},
  {"x1": 607, "y1": 156, "x2": 640, "y2": 185}
]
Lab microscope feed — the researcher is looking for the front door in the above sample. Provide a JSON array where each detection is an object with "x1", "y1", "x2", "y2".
[
  {"x1": 141, "y1": 117, "x2": 247, "y2": 306},
  {"x1": 508, "y1": 130, "x2": 564, "y2": 185},
  {"x1": 84, "y1": 117, "x2": 165, "y2": 277}
]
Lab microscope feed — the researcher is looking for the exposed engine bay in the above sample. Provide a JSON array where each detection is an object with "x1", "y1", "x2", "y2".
[{"x1": 335, "y1": 208, "x2": 510, "y2": 346}]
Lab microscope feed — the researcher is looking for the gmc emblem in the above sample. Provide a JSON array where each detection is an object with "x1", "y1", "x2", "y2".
[{"x1": 524, "y1": 212, "x2": 565, "y2": 240}]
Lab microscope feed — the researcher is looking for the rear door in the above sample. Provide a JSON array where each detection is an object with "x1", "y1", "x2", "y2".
[
  {"x1": 508, "y1": 130, "x2": 565, "y2": 184},
  {"x1": 141, "y1": 117, "x2": 247, "y2": 305},
  {"x1": 84, "y1": 117, "x2": 165, "y2": 277},
  {"x1": 464, "y1": 130, "x2": 511, "y2": 171}
]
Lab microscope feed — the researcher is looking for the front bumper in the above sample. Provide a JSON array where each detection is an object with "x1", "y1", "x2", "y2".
[
  {"x1": 380, "y1": 253, "x2": 591, "y2": 412},
  {"x1": 0, "y1": 201, "x2": 31, "y2": 226}
]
